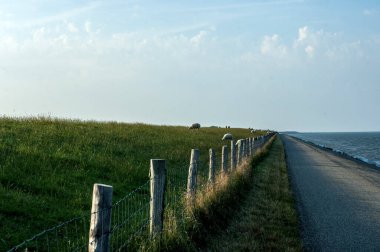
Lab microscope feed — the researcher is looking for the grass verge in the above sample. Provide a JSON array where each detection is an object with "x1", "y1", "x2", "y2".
[
  {"x1": 160, "y1": 136, "x2": 302, "y2": 251},
  {"x1": 204, "y1": 136, "x2": 302, "y2": 251}
]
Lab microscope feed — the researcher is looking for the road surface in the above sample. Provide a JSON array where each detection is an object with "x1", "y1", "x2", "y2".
[{"x1": 281, "y1": 134, "x2": 380, "y2": 251}]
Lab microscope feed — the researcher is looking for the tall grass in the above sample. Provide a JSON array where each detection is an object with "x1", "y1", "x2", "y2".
[
  {"x1": 0, "y1": 117, "x2": 262, "y2": 250},
  {"x1": 201, "y1": 137, "x2": 302, "y2": 251},
  {"x1": 154, "y1": 135, "x2": 277, "y2": 251}
]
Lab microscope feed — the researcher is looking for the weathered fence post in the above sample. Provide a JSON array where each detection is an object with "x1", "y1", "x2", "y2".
[
  {"x1": 208, "y1": 149, "x2": 215, "y2": 185},
  {"x1": 245, "y1": 138, "x2": 249, "y2": 157},
  {"x1": 150, "y1": 159, "x2": 166, "y2": 237},
  {"x1": 222, "y1": 145, "x2": 228, "y2": 174},
  {"x1": 231, "y1": 140, "x2": 236, "y2": 171},
  {"x1": 89, "y1": 184, "x2": 113, "y2": 252},
  {"x1": 246, "y1": 139, "x2": 248, "y2": 156},
  {"x1": 257, "y1": 136, "x2": 260, "y2": 148},
  {"x1": 240, "y1": 139, "x2": 244, "y2": 160},
  {"x1": 252, "y1": 137, "x2": 255, "y2": 154},
  {"x1": 245, "y1": 139, "x2": 249, "y2": 157},
  {"x1": 187, "y1": 149, "x2": 199, "y2": 206},
  {"x1": 251, "y1": 138, "x2": 254, "y2": 154},
  {"x1": 252, "y1": 137, "x2": 254, "y2": 154},
  {"x1": 236, "y1": 140, "x2": 242, "y2": 165},
  {"x1": 242, "y1": 139, "x2": 245, "y2": 162},
  {"x1": 240, "y1": 139, "x2": 244, "y2": 159},
  {"x1": 246, "y1": 138, "x2": 249, "y2": 156},
  {"x1": 249, "y1": 138, "x2": 252, "y2": 156}
]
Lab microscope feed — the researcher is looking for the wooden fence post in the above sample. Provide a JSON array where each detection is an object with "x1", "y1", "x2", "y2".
[
  {"x1": 222, "y1": 145, "x2": 228, "y2": 174},
  {"x1": 248, "y1": 137, "x2": 253, "y2": 156},
  {"x1": 245, "y1": 138, "x2": 248, "y2": 157},
  {"x1": 248, "y1": 138, "x2": 251, "y2": 155},
  {"x1": 246, "y1": 138, "x2": 249, "y2": 156},
  {"x1": 187, "y1": 149, "x2": 199, "y2": 206},
  {"x1": 240, "y1": 139, "x2": 245, "y2": 158},
  {"x1": 256, "y1": 136, "x2": 260, "y2": 148},
  {"x1": 149, "y1": 159, "x2": 166, "y2": 237},
  {"x1": 236, "y1": 140, "x2": 242, "y2": 165},
  {"x1": 208, "y1": 149, "x2": 215, "y2": 184},
  {"x1": 252, "y1": 137, "x2": 256, "y2": 153},
  {"x1": 231, "y1": 140, "x2": 236, "y2": 171},
  {"x1": 251, "y1": 138, "x2": 254, "y2": 155},
  {"x1": 245, "y1": 139, "x2": 249, "y2": 157},
  {"x1": 240, "y1": 139, "x2": 244, "y2": 160},
  {"x1": 89, "y1": 184, "x2": 113, "y2": 252}
]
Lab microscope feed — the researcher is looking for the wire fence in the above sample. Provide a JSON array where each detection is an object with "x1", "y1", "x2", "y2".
[
  {"x1": 7, "y1": 133, "x2": 275, "y2": 252},
  {"x1": 7, "y1": 214, "x2": 89, "y2": 252},
  {"x1": 110, "y1": 179, "x2": 150, "y2": 251}
]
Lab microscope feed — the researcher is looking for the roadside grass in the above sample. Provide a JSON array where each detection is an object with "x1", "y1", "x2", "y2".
[
  {"x1": 0, "y1": 117, "x2": 263, "y2": 250},
  {"x1": 204, "y1": 137, "x2": 302, "y2": 251},
  {"x1": 152, "y1": 135, "x2": 276, "y2": 251}
]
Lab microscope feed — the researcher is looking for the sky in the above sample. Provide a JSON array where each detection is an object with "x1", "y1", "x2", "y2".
[{"x1": 0, "y1": 0, "x2": 379, "y2": 132}]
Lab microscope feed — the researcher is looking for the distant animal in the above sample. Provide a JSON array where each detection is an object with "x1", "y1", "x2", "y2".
[
  {"x1": 222, "y1": 133, "x2": 233, "y2": 140},
  {"x1": 189, "y1": 123, "x2": 201, "y2": 129}
]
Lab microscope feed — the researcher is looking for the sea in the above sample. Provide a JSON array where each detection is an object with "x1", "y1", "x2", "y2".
[{"x1": 286, "y1": 132, "x2": 380, "y2": 168}]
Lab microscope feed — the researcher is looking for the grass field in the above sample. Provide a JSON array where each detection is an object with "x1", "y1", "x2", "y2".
[{"x1": 0, "y1": 117, "x2": 262, "y2": 250}]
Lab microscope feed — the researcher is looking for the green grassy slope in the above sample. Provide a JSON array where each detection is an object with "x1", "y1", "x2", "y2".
[{"x1": 0, "y1": 117, "x2": 261, "y2": 249}]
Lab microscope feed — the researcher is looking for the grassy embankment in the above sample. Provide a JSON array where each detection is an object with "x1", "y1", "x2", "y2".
[
  {"x1": 0, "y1": 117, "x2": 262, "y2": 250},
  {"x1": 177, "y1": 136, "x2": 303, "y2": 251}
]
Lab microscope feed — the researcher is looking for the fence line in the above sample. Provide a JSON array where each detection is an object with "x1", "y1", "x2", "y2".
[{"x1": 7, "y1": 132, "x2": 276, "y2": 252}]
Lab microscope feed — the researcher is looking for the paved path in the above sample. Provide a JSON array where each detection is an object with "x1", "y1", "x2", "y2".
[{"x1": 281, "y1": 135, "x2": 380, "y2": 251}]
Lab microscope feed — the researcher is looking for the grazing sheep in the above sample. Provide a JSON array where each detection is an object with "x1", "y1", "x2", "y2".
[
  {"x1": 222, "y1": 133, "x2": 233, "y2": 140},
  {"x1": 189, "y1": 123, "x2": 201, "y2": 129}
]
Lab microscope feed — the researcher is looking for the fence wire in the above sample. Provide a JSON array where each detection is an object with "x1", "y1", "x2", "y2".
[
  {"x1": 7, "y1": 134, "x2": 275, "y2": 252},
  {"x1": 110, "y1": 179, "x2": 150, "y2": 251},
  {"x1": 8, "y1": 213, "x2": 89, "y2": 252}
]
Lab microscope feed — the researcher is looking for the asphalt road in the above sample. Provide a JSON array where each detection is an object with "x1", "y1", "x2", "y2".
[{"x1": 281, "y1": 134, "x2": 380, "y2": 251}]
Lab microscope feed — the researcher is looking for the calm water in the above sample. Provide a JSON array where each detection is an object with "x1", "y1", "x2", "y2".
[{"x1": 288, "y1": 132, "x2": 380, "y2": 168}]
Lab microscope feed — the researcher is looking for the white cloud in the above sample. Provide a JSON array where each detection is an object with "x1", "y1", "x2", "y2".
[
  {"x1": 305, "y1": 45, "x2": 314, "y2": 58},
  {"x1": 67, "y1": 22, "x2": 78, "y2": 33},
  {"x1": 294, "y1": 26, "x2": 326, "y2": 58},
  {"x1": 297, "y1": 26, "x2": 308, "y2": 42},
  {"x1": 260, "y1": 34, "x2": 287, "y2": 56},
  {"x1": 0, "y1": 35, "x2": 18, "y2": 52},
  {"x1": 32, "y1": 27, "x2": 46, "y2": 42},
  {"x1": 84, "y1": 21, "x2": 92, "y2": 34},
  {"x1": 190, "y1": 30, "x2": 207, "y2": 46}
]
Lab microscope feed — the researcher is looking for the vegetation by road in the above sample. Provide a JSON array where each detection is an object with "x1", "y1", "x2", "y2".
[{"x1": 198, "y1": 137, "x2": 302, "y2": 251}]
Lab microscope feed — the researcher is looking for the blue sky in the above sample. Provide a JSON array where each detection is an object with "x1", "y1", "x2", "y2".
[{"x1": 0, "y1": 0, "x2": 379, "y2": 131}]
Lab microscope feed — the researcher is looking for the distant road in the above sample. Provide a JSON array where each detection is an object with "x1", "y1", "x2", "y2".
[{"x1": 281, "y1": 135, "x2": 380, "y2": 251}]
